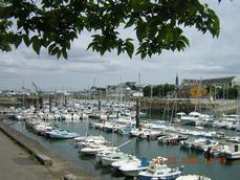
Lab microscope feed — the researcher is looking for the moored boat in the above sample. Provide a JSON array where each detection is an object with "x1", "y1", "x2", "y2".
[
  {"x1": 138, "y1": 156, "x2": 182, "y2": 180},
  {"x1": 176, "y1": 174, "x2": 211, "y2": 180}
]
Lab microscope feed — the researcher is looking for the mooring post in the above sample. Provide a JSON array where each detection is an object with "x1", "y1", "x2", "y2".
[
  {"x1": 98, "y1": 100, "x2": 101, "y2": 111},
  {"x1": 49, "y1": 95, "x2": 52, "y2": 112},
  {"x1": 64, "y1": 95, "x2": 67, "y2": 107},
  {"x1": 136, "y1": 98, "x2": 140, "y2": 128}
]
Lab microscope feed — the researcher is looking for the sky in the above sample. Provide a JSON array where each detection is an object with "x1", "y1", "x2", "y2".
[{"x1": 0, "y1": 1, "x2": 240, "y2": 90}]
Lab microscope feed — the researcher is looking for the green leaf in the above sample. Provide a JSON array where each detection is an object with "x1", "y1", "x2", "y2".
[
  {"x1": 32, "y1": 36, "x2": 41, "y2": 54},
  {"x1": 62, "y1": 49, "x2": 68, "y2": 59},
  {"x1": 14, "y1": 35, "x2": 22, "y2": 48},
  {"x1": 125, "y1": 41, "x2": 134, "y2": 58},
  {"x1": 23, "y1": 35, "x2": 31, "y2": 47},
  {"x1": 136, "y1": 21, "x2": 147, "y2": 42}
]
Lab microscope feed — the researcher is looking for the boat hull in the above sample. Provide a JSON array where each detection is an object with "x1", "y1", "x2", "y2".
[{"x1": 138, "y1": 173, "x2": 181, "y2": 180}]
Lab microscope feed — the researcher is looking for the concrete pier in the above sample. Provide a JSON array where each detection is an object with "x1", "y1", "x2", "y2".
[
  {"x1": 0, "y1": 130, "x2": 54, "y2": 180},
  {"x1": 0, "y1": 120, "x2": 91, "y2": 180}
]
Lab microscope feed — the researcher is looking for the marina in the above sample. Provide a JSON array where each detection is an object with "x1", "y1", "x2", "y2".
[
  {"x1": 3, "y1": 99, "x2": 240, "y2": 180},
  {"x1": 1, "y1": 1, "x2": 240, "y2": 179}
]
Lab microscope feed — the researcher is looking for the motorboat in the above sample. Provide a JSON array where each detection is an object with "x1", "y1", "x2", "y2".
[
  {"x1": 207, "y1": 144, "x2": 227, "y2": 157},
  {"x1": 176, "y1": 174, "x2": 211, "y2": 180},
  {"x1": 96, "y1": 149, "x2": 120, "y2": 163},
  {"x1": 130, "y1": 128, "x2": 142, "y2": 137},
  {"x1": 119, "y1": 157, "x2": 149, "y2": 177},
  {"x1": 158, "y1": 134, "x2": 188, "y2": 145},
  {"x1": 75, "y1": 135, "x2": 105, "y2": 142},
  {"x1": 138, "y1": 156, "x2": 182, "y2": 180},
  {"x1": 101, "y1": 152, "x2": 128, "y2": 166},
  {"x1": 80, "y1": 145, "x2": 117, "y2": 156},
  {"x1": 34, "y1": 123, "x2": 53, "y2": 135},
  {"x1": 226, "y1": 136, "x2": 240, "y2": 143},
  {"x1": 180, "y1": 112, "x2": 213, "y2": 126},
  {"x1": 76, "y1": 136, "x2": 108, "y2": 148},
  {"x1": 138, "y1": 129, "x2": 163, "y2": 140},
  {"x1": 225, "y1": 144, "x2": 240, "y2": 160},
  {"x1": 191, "y1": 138, "x2": 219, "y2": 152},
  {"x1": 111, "y1": 155, "x2": 140, "y2": 170},
  {"x1": 45, "y1": 129, "x2": 79, "y2": 139}
]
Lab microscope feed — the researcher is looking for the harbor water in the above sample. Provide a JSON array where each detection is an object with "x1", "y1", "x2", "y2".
[{"x1": 8, "y1": 120, "x2": 240, "y2": 180}]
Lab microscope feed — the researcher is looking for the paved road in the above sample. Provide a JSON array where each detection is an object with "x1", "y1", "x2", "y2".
[{"x1": 0, "y1": 131, "x2": 55, "y2": 180}]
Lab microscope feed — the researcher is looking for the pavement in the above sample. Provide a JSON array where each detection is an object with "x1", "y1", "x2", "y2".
[{"x1": 0, "y1": 130, "x2": 55, "y2": 180}]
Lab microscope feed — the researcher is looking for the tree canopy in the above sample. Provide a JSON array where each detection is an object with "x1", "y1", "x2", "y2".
[{"x1": 0, "y1": 0, "x2": 221, "y2": 59}]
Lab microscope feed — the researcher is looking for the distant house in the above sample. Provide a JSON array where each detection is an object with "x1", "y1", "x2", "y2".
[{"x1": 89, "y1": 86, "x2": 106, "y2": 97}]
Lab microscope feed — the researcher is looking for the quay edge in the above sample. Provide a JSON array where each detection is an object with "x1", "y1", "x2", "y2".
[{"x1": 0, "y1": 118, "x2": 91, "y2": 180}]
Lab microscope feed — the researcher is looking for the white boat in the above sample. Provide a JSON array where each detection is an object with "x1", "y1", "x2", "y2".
[
  {"x1": 208, "y1": 144, "x2": 227, "y2": 157},
  {"x1": 226, "y1": 136, "x2": 240, "y2": 143},
  {"x1": 101, "y1": 152, "x2": 128, "y2": 166},
  {"x1": 119, "y1": 157, "x2": 149, "y2": 177},
  {"x1": 75, "y1": 135, "x2": 105, "y2": 141},
  {"x1": 180, "y1": 112, "x2": 212, "y2": 126},
  {"x1": 138, "y1": 157, "x2": 182, "y2": 180},
  {"x1": 111, "y1": 155, "x2": 140, "y2": 169},
  {"x1": 191, "y1": 138, "x2": 219, "y2": 152},
  {"x1": 225, "y1": 144, "x2": 240, "y2": 160},
  {"x1": 96, "y1": 149, "x2": 119, "y2": 163},
  {"x1": 130, "y1": 128, "x2": 142, "y2": 137},
  {"x1": 176, "y1": 174, "x2": 211, "y2": 180},
  {"x1": 139, "y1": 129, "x2": 163, "y2": 139},
  {"x1": 80, "y1": 145, "x2": 117, "y2": 156},
  {"x1": 34, "y1": 124, "x2": 53, "y2": 135},
  {"x1": 158, "y1": 134, "x2": 188, "y2": 144},
  {"x1": 45, "y1": 129, "x2": 79, "y2": 139},
  {"x1": 76, "y1": 137, "x2": 108, "y2": 148}
]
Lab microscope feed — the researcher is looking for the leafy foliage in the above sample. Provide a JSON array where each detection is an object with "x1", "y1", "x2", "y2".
[{"x1": 0, "y1": 0, "x2": 221, "y2": 59}]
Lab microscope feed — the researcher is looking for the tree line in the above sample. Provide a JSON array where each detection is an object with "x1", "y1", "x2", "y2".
[{"x1": 143, "y1": 84, "x2": 176, "y2": 97}]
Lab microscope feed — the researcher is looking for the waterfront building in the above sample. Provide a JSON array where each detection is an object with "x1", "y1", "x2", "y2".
[
  {"x1": 179, "y1": 76, "x2": 240, "y2": 98},
  {"x1": 181, "y1": 76, "x2": 240, "y2": 88},
  {"x1": 106, "y1": 81, "x2": 143, "y2": 98}
]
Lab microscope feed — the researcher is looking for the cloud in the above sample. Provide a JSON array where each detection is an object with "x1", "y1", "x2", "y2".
[{"x1": 0, "y1": 1, "x2": 240, "y2": 89}]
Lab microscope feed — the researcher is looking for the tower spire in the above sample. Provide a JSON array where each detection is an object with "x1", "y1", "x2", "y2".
[{"x1": 175, "y1": 73, "x2": 179, "y2": 89}]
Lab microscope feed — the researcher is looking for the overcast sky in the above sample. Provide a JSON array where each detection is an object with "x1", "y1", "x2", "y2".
[{"x1": 0, "y1": 1, "x2": 240, "y2": 90}]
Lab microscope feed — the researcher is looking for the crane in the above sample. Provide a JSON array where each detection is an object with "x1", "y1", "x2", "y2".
[
  {"x1": 32, "y1": 82, "x2": 42, "y2": 110},
  {"x1": 32, "y1": 82, "x2": 41, "y2": 95}
]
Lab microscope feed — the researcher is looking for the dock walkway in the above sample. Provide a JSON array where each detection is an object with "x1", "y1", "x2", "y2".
[{"x1": 0, "y1": 130, "x2": 54, "y2": 180}]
